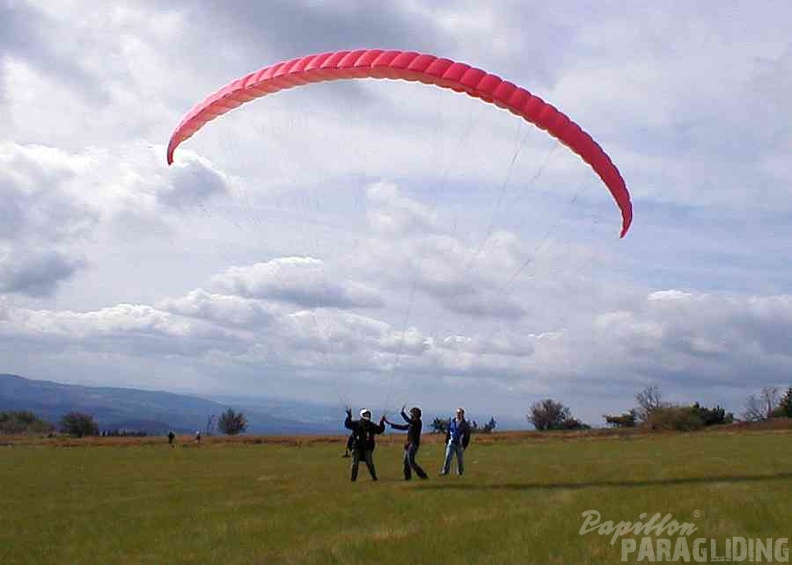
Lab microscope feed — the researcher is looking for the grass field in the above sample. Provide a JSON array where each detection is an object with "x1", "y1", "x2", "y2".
[{"x1": 1, "y1": 427, "x2": 790, "y2": 564}]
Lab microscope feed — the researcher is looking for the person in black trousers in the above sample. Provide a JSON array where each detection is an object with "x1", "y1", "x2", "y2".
[
  {"x1": 386, "y1": 406, "x2": 428, "y2": 480},
  {"x1": 344, "y1": 408, "x2": 385, "y2": 481}
]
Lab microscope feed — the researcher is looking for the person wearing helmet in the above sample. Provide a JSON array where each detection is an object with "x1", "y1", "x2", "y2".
[
  {"x1": 385, "y1": 405, "x2": 428, "y2": 480},
  {"x1": 344, "y1": 408, "x2": 386, "y2": 482},
  {"x1": 439, "y1": 407, "x2": 471, "y2": 476}
]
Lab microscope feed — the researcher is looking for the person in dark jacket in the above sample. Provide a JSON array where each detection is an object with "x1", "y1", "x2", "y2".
[
  {"x1": 440, "y1": 407, "x2": 471, "y2": 476},
  {"x1": 344, "y1": 408, "x2": 385, "y2": 481},
  {"x1": 385, "y1": 405, "x2": 428, "y2": 480}
]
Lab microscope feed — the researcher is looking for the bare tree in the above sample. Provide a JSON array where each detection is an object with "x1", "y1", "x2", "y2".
[
  {"x1": 205, "y1": 414, "x2": 216, "y2": 436},
  {"x1": 635, "y1": 386, "x2": 664, "y2": 422},
  {"x1": 742, "y1": 387, "x2": 780, "y2": 422}
]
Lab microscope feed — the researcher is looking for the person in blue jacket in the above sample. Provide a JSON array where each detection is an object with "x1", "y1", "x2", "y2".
[{"x1": 440, "y1": 407, "x2": 471, "y2": 476}]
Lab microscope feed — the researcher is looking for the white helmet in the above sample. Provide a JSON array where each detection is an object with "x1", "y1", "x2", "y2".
[{"x1": 360, "y1": 408, "x2": 372, "y2": 420}]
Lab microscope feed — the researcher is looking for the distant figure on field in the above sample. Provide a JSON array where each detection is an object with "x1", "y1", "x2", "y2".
[
  {"x1": 440, "y1": 407, "x2": 470, "y2": 476},
  {"x1": 385, "y1": 405, "x2": 428, "y2": 480},
  {"x1": 344, "y1": 408, "x2": 385, "y2": 482},
  {"x1": 195, "y1": 430, "x2": 201, "y2": 445},
  {"x1": 167, "y1": 431, "x2": 175, "y2": 446}
]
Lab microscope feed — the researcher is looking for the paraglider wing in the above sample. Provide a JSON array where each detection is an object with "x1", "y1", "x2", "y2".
[{"x1": 167, "y1": 49, "x2": 633, "y2": 237}]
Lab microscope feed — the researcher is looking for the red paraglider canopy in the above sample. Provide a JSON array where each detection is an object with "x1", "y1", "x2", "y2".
[{"x1": 167, "y1": 49, "x2": 632, "y2": 237}]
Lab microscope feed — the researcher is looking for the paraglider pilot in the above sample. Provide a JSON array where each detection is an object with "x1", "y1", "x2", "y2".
[
  {"x1": 344, "y1": 408, "x2": 385, "y2": 482},
  {"x1": 385, "y1": 405, "x2": 428, "y2": 480}
]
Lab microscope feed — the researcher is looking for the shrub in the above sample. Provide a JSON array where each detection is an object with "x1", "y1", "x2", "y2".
[
  {"x1": 779, "y1": 387, "x2": 792, "y2": 418},
  {"x1": 430, "y1": 417, "x2": 448, "y2": 434},
  {"x1": 60, "y1": 412, "x2": 99, "y2": 438},
  {"x1": 690, "y1": 403, "x2": 734, "y2": 426},
  {"x1": 604, "y1": 410, "x2": 637, "y2": 428},
  {"x1": 218, "y1": 409, "x2": 248, "y2": 435},
  {"x1": 528, "y1": 399, "x2": 588, "y2": 431},
  {"x1": 0, "y1": 411, "x2": 54, "y2": 434},
  {"x1": 643, "y1": 406, "x2": 704, "y2": 432}
]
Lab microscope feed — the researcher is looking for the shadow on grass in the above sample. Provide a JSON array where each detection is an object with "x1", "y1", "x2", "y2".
[{"x1": 417, "y1": 472, "x2": 792, "y2": 491}]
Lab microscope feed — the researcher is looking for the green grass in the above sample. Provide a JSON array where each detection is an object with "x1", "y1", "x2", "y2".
[{"x1": 1, "y1": 430, "x2": 790, "y2": 564}]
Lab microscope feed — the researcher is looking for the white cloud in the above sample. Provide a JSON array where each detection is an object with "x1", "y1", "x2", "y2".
[
  {"x1": 365, "y1": 181, "x2": 438, "y2": 236},
  {"x1": 586, "y1": 291, "x2": 792, "y2": 385},
  {"x1": 0, "y1": 249, "x2": 84, "y2": 297},
  {"x1": 210, "y1": 257, "x2": 384, "y2": 309},
  {"x1": 0, "y1": 302, "x2": 243, "y2": 346},
  {"x1": 157, "y1": 289, "x2": 281, "y2": 328}
]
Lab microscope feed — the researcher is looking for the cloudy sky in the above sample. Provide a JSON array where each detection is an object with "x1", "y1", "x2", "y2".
[{"x1": 2, "y1": 0, "x2": 791, "y2": 426}]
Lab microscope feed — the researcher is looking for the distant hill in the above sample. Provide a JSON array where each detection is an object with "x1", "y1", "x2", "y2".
[{"x1": 0, "y1": 373, "x2": 339, "y2": 435}]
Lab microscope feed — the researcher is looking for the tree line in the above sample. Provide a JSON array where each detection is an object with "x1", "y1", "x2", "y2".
[
  {"x1": 528, "y1": 385, "x2": 792, "y2": 432},
  {"x1": 4, "y1": 386, "x2": 791, "y2": 436},
  {"x1": 0, "y1": 408, "x2": 249, "y2": 437}
]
